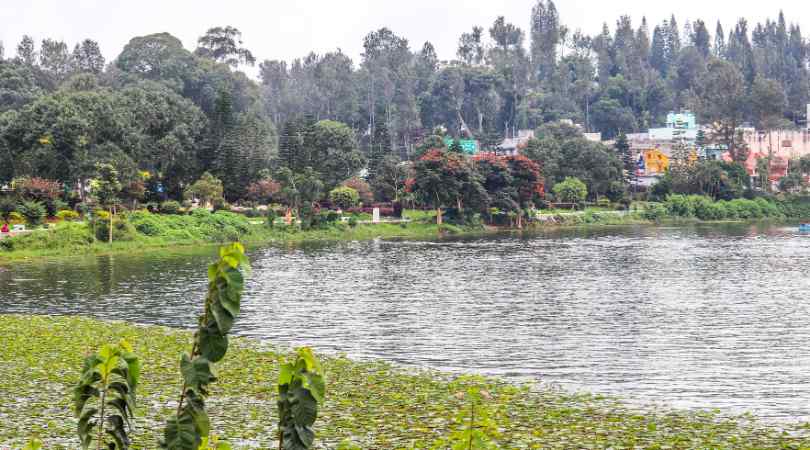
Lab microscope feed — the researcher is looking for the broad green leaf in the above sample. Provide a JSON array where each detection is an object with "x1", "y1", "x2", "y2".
[
  {"x1": 162, "y1": 413, "x2": 201, "y2": 450},
  {"x1": 290, "y1": 387, "x2": 319, "y2": 426},
  {"x1": 210, "y1": 298, "x2": 235, "y2": 334},
  {"x1": 184, "y1": 389, "x2": 211, "y2": 436},
  {"x1": 198, "y1": 321, "x2": 228, "y2": 363},
  {"x1": 180, "y1": 354, "x2": 216, "y2": 393}
]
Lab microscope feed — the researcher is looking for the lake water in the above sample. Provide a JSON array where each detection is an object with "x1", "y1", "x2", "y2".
[{"x1": 3, "y1": 223, "x2": 810, "y2": 421}]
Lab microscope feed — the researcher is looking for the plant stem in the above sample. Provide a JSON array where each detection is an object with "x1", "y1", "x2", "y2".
[{"x1": 97, "y1": 387, "x2": 107, "y2": 450}]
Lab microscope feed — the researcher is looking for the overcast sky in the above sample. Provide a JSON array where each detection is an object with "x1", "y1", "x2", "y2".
[{"x1": 1, "y1": 0, "x2": 807, "y2": 77}]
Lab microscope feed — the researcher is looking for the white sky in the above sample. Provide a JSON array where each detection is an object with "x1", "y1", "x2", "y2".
[{"x1": 1, "y1": 0, "x2": 808, "y2": 78}]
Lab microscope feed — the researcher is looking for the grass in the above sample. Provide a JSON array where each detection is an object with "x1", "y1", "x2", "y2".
[
  {"x1": 1, "y1": 315, "x2": 809, "y2": 449},
  {"x1": 0, "y1": 210, "x2": 473, "y2": 263}
]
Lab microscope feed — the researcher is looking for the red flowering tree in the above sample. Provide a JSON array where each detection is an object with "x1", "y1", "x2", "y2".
[
  {"x1": 411, "y1": 149, "x2": 485, "y2": 224},
  {"x1": 341, "y1": 177, "x2": 374, "y2": 204},
  {"x1": 246, "y1": 178, "x2": 282, "y2": 204},
  {"x1": 13, "y1": 177, "x2": 62, "y2": 202}
]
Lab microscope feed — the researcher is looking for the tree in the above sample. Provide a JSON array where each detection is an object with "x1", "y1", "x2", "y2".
[
  {"x1": 276, "y1": 167, "x2": 323, "y2": 226},
  {"x1": 692, "y1": 20, "x2": 711, "y2": 57},
  {"x1": 530, "y1": 0, "x2": 560, "y2": 84},
  {"x1": 15, "y1": 35, "x2": 36, "y2": 66},
  {"x1": 614, "y1": 132, "x2": 637, "y2": 187},
  {"x1": 457, "y1": 26, "x2": 485, "y2": 65},
  {"x1": 185, "y1": 172, "x2": 224, "y2": 207},
  {"x1": 72, "y1": 39, "x2": 105, "y2": 74},
  {"x1": 371, "y1": 156, "x2": 410, "y2": 202},
  {"x1": 329, "y1": 186, "x2": 360, "y2": 210},
  {"x1": 553, "y1": 177, "x2": 587, "y2": 204},
  {"x1": 195, "y1": 26, "x2": 256, "y2": 67},
  {"x1": 693, "y1": 59, "x2": 749, "y2": 162},
  {"x1": 39, "y1": 38, "x2": 72, "y2": 84},
  {"x1": 246, "y1": 177, "x2": 281, "y2": 204},
  {"x1": 93, "y1": 163, "x2": 122, "y2": 244},
  {"x1": 411, "y1": 149, "x2": 484, "y2": 225}
]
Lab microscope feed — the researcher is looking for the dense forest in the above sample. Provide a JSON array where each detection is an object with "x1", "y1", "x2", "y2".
[{"x1": 0, "y1": 1, "x2": 808, "y2": 203}]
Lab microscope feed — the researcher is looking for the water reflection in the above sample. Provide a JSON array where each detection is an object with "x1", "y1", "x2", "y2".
[{"x1": 2, "y1": 223, "x2": 810, "y2": 421}]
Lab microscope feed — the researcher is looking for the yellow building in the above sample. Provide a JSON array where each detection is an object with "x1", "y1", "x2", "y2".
[{"x1": 642, "y1": 149, "x2": 670, "y2": 174}]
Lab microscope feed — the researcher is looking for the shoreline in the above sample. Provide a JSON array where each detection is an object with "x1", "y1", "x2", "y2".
[
  {"x1": 1, "y1": 314, "x2": 808, "y2": 448},
  {"x1": 0, "y1": 211, "x2": 795, "y2": 265}
]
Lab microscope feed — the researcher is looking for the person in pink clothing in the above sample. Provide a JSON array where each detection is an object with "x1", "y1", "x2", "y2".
[{"x1": 1, "y1": 223, "x2": 9, "y2": 233}]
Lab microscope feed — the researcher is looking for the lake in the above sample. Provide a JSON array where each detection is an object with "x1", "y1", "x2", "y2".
[{"x1": 2, "y1": 223, "x2": 810, "y2": 421}]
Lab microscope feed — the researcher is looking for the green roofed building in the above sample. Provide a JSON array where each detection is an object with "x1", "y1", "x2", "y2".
[{"x1": 443, "y1": 138, "x2": 479, "y2": 154}]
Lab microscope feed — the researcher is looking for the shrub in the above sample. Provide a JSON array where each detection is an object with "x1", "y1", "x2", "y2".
[
  {"x1": 7, "y1": 211, "x2": 24, "y2": 224},
  {"x1": 0, "y1": 197, "x2": 16, "y2": 221},
  {"x1": 74, "y1": 202, "x2": 90, "y2": 216},
  {"x1": 45, "y1": 198, "x2": 69, "y2": 217},
  {"x1": 642, "y1": 203, "x2": 668, "y2": 222},
  {"x1": 160, "y1": 200, "x2": 182, "y2": 215},
  {"x1": 94, "y1": 216, "x2": 137, "y2": 241},
  {"x1": 243, "y1": 208, "x2": 263, "y2": 218},
  {"x1": 348, "y1": 216, "x2": 358, "y2": 228},
  {"x1": 266, "y1": 208, "x2": 278, "y2": 228},
  {"x1": 342, "y1": 177, "x2": 374, "y2": 204},
  {"x1": 0, "y1": 222, "x2": 94, "y2": 252},
  {"x1": 212, "y1": 198, "x2": 230, "y2": 212},
  {"x1": 55, "y1": 210, "x2": 80, "y2": 221},
  {"x1": 329, "y1": 186, "x2": 360, "y2": 210},
  {"x1": 664, "y1": 194, "x2": 694, "y2": 217},
  {"x1": 17, "y1": 200, "x2": 47, "y2": 226}
]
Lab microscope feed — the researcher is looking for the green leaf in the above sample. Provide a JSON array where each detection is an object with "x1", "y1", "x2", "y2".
[
  {"x1": 209, "y1": 297, "x2": 235, "y2": 334},
  {"x1": 77, "y1": 407, "x2": 97, "y2": 448},
  {"x1": 184, "y1": 389, "x2": 211, "y2": 437},
  {"x1": 198, "y1": 321, "x2": 229, "y2": 363},
  {"x1": 290, "y1": 387, "x2": 319, "y2": 426},
  {"x1": 302, "y1": 372, "x2": 326, "y2": 404},
  {"x1": 105, "y1": 415, "x2": 129, "y2": 449},
  {"x1": 162, "y1": 412, "x2": 201, "y2": 450},
  {"x1": 180, "y1": 354, "x2": 217, "y2": 393}
]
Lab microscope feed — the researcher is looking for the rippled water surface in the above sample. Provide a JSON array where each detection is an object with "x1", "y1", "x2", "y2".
[{"x1": 3, "y1": 223, "x2": 810, "y2": 421}]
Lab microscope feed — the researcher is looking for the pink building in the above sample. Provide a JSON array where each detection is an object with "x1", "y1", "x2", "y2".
[{"x1": 738, "y1": 130, "x2": 810, "y2": 182}]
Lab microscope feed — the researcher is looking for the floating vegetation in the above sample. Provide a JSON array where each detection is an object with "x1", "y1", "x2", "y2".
[{"x1": 1, "y1": 315, "x2": 809, "y2": 449}]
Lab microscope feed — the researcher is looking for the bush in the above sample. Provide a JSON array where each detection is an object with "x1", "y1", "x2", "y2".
[
  {"x1": 348, "y1": 216, "x2": 358, "y2": 228},
  {"x1": 329, "y1": 186, "x2": 360, "y2": 210},
  {"x1": 642, "y1": 203, "x2": 668, "y2": 222},
  {"x1": 0, "y1": 222, "x2": 94, "y2": 252},
  {"x1": 45, "y1": 198, "x2": 69, "y2": 217},
  {"x1": 17, "y1": 201, "x2": 47, "y2": 226},
  {"x1": 74, "y1": 202, "x2": 90, "y2": 216},
  {"x1": 266, "y1": 209, "x2": 278, "y2": 228},
  {"x1": 7, "y1": 211, "x2": 24, "y2": 224},
  {"x1": 342, "y1": 177, "x2": 374, "y2": 204},
  {"x1": 160, "y1": 200, "x2": 182, "y2": 215},
  {"x1": 0, "y1": 197, "x2": 16, "y2": 221},
  {"x1": 553, "y1": 177, "x2": 588, "y2": 203},
  {"x1": 55, "y1": 210, "x2": 80, "y2": 221},
  {"x1": 212, "y1": 198, "x2": 230, "y2": 212},
  {"x1": 664, "y1": 194, "x2": 694, "y2": 217},
  {"x1": 93, "y1": 216, "x2": 137, "y2": 242}
]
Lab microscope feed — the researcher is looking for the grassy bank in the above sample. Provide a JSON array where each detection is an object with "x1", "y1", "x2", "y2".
[
  {"x1": 1, "y1": 315, "x2": 808, "y2": 449},
  {"x1": 2, "y1": 197, "x2": 807, "y2": 263},
  {"x1": 0, "y1": 209, "x2": 472, "y2": 262}
]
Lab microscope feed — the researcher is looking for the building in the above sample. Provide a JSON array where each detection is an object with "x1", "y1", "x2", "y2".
[{"x1": 499, "y1": 130, "x2": 535, "y2": 155}]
